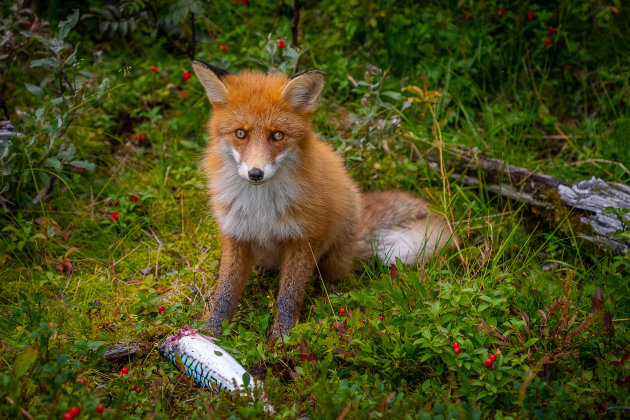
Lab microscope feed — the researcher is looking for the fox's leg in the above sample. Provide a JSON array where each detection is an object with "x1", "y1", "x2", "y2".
[
  {"x1": 203, "y1": 236, "x2": 254, "y2": 336},
  {"x1": 269, "y1": 241, "x2": 317, "y2": 339},
  {"x1": 318, "y1": 240, "x2": 356, "y2": 282}
]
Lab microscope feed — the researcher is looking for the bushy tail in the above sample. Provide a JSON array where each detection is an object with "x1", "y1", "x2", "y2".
[{"x1": 357, "y1": 191, "x2": 458, "y2": 265}]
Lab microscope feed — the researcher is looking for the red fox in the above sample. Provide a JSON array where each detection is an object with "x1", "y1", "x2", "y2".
[{"x1": 192, "y1": 60, "x2": 457, "y2": 339}]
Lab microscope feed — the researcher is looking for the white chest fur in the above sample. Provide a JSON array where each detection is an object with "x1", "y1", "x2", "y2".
[{"x1": 210, "y1": 147, "x2": 304, "y2": 243}]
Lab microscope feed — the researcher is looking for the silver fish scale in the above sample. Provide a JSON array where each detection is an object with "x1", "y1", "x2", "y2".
[{"x1": 167, "y1": 351, "x2": 228, "y2": 391}]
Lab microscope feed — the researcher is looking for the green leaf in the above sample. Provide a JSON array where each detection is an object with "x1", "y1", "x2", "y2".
[
  {"x1": 179, "y1": 140, "x2": 199, "y2": 150},
  {"x1": 15, "y1": 347, "x2": 38, "y2": 378},
  {"x1": 214, "y1": 350, "x2": 223, "y2": 357},
  {"x1": 87, "y1": 341, "x2": 106, "y2": 350},
  {"x1": 45, "y1": 158, "x2": 62, "y2": 171},
  {"x1": 58, "y1": 9, "x2": 80, "y2": 40},
  {"x1": 421, "y1": 329, "x2": 432, "y2": 340},
  {"x1": 63, "y1": 45, "x2": 78, "y2": 67},
  {"x1": 25, "y1": 83, "x2": 44, "y2": 98},
  {"x1": 98, "y1": 7, "x2": 113, "y2": 20},
  {"x1": 382, "y1": 91, "x2": 402, "y2": 101},
  {"x1": 69, "y1": 160, "x2": 95, "y2": 171},
  {"x1": 30, "y1": 57, "x2": 57, "y2": 69},
  {"x1": 242, "y1": 371, "x2": 250, "y2": 387},
  {"x1": 57, "y1": 144, "x2": 76, "y2": 161},
  {"x1": 98, "y1": 78, "x2": 110, "y2": 95},
  {"x1": 99, "y1": 21, "x2": 110, "y2": 35},
  {"x1": 524, "y1": 337, "x2": 539, "y2": 348}
]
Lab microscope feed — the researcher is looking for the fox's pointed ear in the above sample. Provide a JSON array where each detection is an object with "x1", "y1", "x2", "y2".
[
  {"x1": 282, "y1": 70, "x2": 325, "y2": 113},
  {"x1": 192, "y1": 60, "x2": 230, "y2": 104}
]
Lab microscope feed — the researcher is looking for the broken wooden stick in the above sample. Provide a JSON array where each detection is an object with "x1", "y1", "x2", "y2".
[
  {"x1": 103, "y1": 343, "x2": 140, "y2": 360},
  {"x1": 424, "y1": 144, "x2": 630, "y2": 255}
]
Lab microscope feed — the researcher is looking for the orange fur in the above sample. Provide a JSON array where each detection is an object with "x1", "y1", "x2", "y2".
[{"x1": 192, "y1": 61, "x2": 456, "y2": 339}]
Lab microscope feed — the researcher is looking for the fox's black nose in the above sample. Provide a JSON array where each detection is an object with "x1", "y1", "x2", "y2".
[{"x1": 248, "y1": 168, "x2": 264, "y2": 181}]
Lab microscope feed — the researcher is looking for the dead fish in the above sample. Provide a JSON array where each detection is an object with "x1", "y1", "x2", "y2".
[
  {"x1": 159, "y1": 325, "x2": 252, "y2": 391},
  {"x1": 158, "y1": 326, "x2": 274, "y2": 412}
]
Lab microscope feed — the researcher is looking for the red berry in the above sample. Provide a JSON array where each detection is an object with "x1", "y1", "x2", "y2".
[
  {"x1": 465, "y1": 10, "x2": 471, "y2": 20},
  {"x1": 548, "y1": 25, "x2": 556, "y2": 35},
  {"x1": 452, "y1": 342, "x2": 459, "y2": 348},
  {"x1": 151, "y1": 66, "x2": 158, "y2": 72},
  {"x1": 87, "y1": 384, "x2": 91, "y2": 389},
  {"x1": 379, "y1": 315, "x2": 384, "y2": 320},
  {"x1": 80, "y1": 378, "x2": 86, "y2": 384},
  {"x1": 339, "y1": 308, "x2": 346, "y2": 315},
  {"x1": 130, "y1": 196, "x2": 138, "y2": 202},
  {"x1": 140, "y1": 136, "x2": 145, "y2": 142},
  {"x1": 64, "y1": 413, "x2": 73, "y2": 420},
  {"x1": 489, "y1": 354, "x2": 497, "y2": 361},
  {"x1": 69, "y1": 406, "x2": 81, "y2": 416},
  {"x1": 181, "y1": 89, "x2": 187, "y2": 99},
  {"x1": 111, "y1": 211, "x2": 119, "y2": 220},
  {"x1": 219, "y1": 44, "x2": 229, "y2": 51},
  {"x1": 121, "y1": 367, "x2": 129, "y2": 374},
  {"x1": 96, "y1": 404, "x2": 105, "y2": 413},
  {"x1": 158, "y1": 305, "x2": 164, "y2": 311},
  {"x1": 159, "y1": 310, "x2": 165, "y2": 315},
  {"x1": 110, "y1": 217, "x2": 115, "y2": 222},
  {"x1": 277, "y1": 39, "x2": 286, "y2": 49},
  {"x1": 621, "y1": 99, "x2": 626, "y2": 108},
  {"x1": 135, "y1": 386, "x2": 141, "y2": 393},
  {"x1": 183, "y1": 70, "x2": 192, "y2": 81},
  {"x1": 113, "y1": 200, "x2": 119, "y2": 206},
  {"x1": 543, "y1": 38, "x2": 554, "y2": 48},
  {"x1": 527, "y1": 12, "x2": 536, "y2": 20},
  {"x1": 454, "y1": 347, "x2": 462, "y2": 354},
  {"x1": 485, "y1": 358, "x2": 494, "y2": 368},
  {"x1": 240, "y1": 0, "x2": 248, "y2": 4},
  {"x1": 498, "y1": 8, "x2": 506, "y2": 18},
  {"x1": 130, "y1": 385, "x2": 136, "y2": 391}
]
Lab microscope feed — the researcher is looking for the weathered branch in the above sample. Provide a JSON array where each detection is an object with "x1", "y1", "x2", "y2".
[
  {"x1": 424, "y1": 144, "x2": 630, "y2": 255},
  {"x1": 103, "y1": 343, "x2": 140, "y2": 360}
]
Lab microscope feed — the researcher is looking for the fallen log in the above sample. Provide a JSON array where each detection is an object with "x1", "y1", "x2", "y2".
[{"x1": 424, "y1": 145, "x2": 630, "y2": 255}]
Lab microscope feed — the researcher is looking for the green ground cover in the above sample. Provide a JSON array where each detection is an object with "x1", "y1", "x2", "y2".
[{"x1": 1, "y1": 0, "x2": 629, "y2": 418}]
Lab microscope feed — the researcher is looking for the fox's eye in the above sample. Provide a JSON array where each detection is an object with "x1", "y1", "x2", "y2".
[
  {"x1": 235, "y1": 129, "x2": 247, "y2": 139},
  {"x1": 271, "y1": 131, "x2": 284, "y2": 142}
]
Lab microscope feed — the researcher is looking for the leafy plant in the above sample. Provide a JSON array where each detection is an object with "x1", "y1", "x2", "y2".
[
  {"x1": 1, "y1": 9, "x2": 109, "y2": 208},
  {"x1": 84, "y1": 3, "x2": 139, "y2": 38}
]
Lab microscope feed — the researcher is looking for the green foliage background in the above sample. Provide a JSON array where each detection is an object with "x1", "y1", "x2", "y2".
[{"x1": 0, "y1": 0, "x2": 629, "y2": 418}]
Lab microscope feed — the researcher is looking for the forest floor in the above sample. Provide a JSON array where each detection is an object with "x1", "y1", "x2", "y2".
[{"x1": 1, "y1": 2, "x2": 629, "y2": 419}]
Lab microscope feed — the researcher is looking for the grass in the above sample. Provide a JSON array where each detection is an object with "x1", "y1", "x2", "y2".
[{"x1": 1, "y1": 1, "x2": 629, "y2": 418}]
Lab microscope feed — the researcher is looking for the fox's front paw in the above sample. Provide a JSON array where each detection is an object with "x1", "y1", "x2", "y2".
[
  {"x1": 202, "y1": 318, "x2": 223, "y2": 337},
  {"x1": 266, "y1": 322, "x2": 290, "y2": 348}
]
